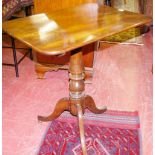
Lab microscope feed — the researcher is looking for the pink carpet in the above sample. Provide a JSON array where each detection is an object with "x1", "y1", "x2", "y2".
[
  {"x1": 38, "y1": 110, "x2": 141, "y2": 155},
  {"x1": 2, "y1": 29, "x2": 152, "y2": 155}
]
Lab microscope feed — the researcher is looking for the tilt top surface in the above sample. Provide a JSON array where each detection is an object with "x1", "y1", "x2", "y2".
[{"x1": 2, "y1": 3, "x2": 152, "y2": 55}]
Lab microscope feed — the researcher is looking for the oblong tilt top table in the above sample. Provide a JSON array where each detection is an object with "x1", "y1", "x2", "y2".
[{"x1": 3, "y1": 3, "x2": 152, "y2": 154}]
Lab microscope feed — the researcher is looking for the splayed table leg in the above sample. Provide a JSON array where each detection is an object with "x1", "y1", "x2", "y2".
[{"x1": 38, "y1": 48, "x2": 107, "y2": 154}]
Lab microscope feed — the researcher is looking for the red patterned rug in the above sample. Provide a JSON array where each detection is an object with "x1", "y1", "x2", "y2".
[{"x1": 38, "y1": 110, "x2": 141, "y2": 155}]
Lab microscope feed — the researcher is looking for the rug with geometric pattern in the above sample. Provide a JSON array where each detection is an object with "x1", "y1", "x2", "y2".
[{"x1": 38, "y1": 110, "x2": 141, "y2": 155}]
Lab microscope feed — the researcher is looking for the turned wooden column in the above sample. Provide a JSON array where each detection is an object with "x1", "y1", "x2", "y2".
[
  {"x1": 69, "y1": 48, "x2": 85, "y2": 115},
  {"x1": 69, "y1": 48, "x2": 87, "y2": 155},
  {"x1": 38, "y1": 48, "x2": 107, "y2": 155}
]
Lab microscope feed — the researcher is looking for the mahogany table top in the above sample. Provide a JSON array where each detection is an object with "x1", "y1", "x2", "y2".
[{"x1": 2, "y1": 3, "x2": 152, "y2": 55}]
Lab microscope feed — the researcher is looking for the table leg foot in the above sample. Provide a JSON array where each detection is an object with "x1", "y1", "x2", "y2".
[
  {"x1": 84, "y1": 95, "x2": 107, "y2": 114},
  {"x1": 38, "y1": 98, "x2": 69, "y2": 122},
  {"x1": 77, "y1": 104, "x2": 87, "y2": 155}
]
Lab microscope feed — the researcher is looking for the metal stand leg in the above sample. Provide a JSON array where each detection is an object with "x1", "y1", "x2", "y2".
[
  {"x1": 11, "y1": 37, "x2": 19, "y2": 77},
  {"x1": 3, "y1": 6, "x2": 33, "y2": 77},
  {"x1": 29, "y1": 48, "x2": 33, "y2": 60}
]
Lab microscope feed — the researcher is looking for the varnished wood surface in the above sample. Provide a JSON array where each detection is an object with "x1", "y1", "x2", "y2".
[
  {"x1": 35, "y1": 43, "x2": 95, "y2": 67},
  {"x1": 34, "y1": 0, "x2": 96, "y2": 78},
  {"x1": 2, "y1": 3, "x2": 152, "y2": 55},
  {"x1": 34, "y1": 0, "x2": 97, "y2": 14}
]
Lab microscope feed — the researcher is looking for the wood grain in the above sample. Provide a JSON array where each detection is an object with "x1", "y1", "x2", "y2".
[
  {"x1": 34, "y1": 0, "x2": 97, "y2": 13},
  {"x1": 33, "y1": 0, "x2": 96, "y2": 78},
  {"x1": 2, "y1": 3, "x2": 152, "y2": 56}
]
